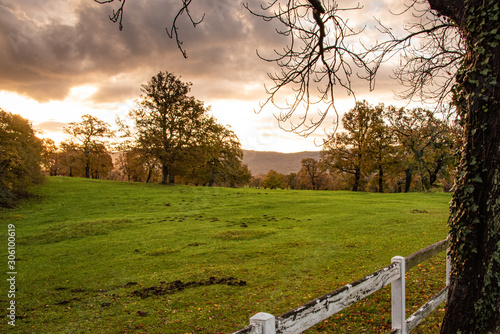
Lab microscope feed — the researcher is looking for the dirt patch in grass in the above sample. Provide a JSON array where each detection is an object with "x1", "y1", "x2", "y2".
[
  {"x1": 410, "y1": 209, "x2": 429, "y2": 214},
  {"x1": 131, "y1": 277, "x2": 246, "y2": 298},
  {"x1": 212, "y1": 230, "x2": 274, "y2": 240},
  {"x1": 146, "y1": 248, "x2": 180, "y2": 256}
]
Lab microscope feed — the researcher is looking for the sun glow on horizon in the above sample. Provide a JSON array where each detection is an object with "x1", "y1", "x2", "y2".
[{"x1": 0, "y1": 89, "x2": 127, "y2": 145}]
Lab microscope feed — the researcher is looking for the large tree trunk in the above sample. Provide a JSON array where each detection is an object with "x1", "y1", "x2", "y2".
[
  {"x1": 431, "y1": 0, "x2": 500, "y2": 332},
  {"x1": 161, "y1": 164, "x2": 173, "y2": 184},
  {"x1": 352, "y1": 168, "x2": 360, "y2": 191},
  {"x1": 85, "y1": 163, "x2": 90, "y2": 179},
  {"x1": 376, "y1": 166, "x2": 383, "y2": 193},
  {"x1": 404, "y1": 168, "x2": 412, "y2": 193}
]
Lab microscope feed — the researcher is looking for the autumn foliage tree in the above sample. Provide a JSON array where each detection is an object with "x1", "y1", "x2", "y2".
[
  {"x1": 116, "y1": 148, "x2": 159, "y2": 183},
  {"x1": 297, "y1": 158, "x2": 327, "y2": 190},
  {"x1": 0, "y1": 109, "x2": 45, "y2": 206},
  {"x1": 41, "y1": 138, "x2": 60, "y2": 176},
  {"x1": 128, "y1": 71, "x2": 195, "y2": 184},
  {"x1": 321, "y1": 101, "x2": 385, "y2": 191},
  {"x1": 385, "y1": 106, "x2": 457, "y2": 192},
  {"x1": 63, "y1": 114, "x2": 114, "y2": 179},
  {"x1": 123, "y1": 71, "x2": 250, "y2": 186},
  {"x1": 262, "y1": 170, "x2": 285, "y2": 189},
  {"x1": 366, "y1": 109, "x2": 397, "y2": 193},
  {"x1": 57, "y1": 142, "x2": 82, "y2": 177},
  {"x1": 322, "y1": 102, "x2": 456, "y2": 193},
  {"x1": 186, "y1": 122, "x2": 251, "y2": 187}
]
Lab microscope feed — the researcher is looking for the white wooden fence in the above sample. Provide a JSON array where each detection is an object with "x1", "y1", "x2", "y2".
[{"x1": 232, "y1": 238, "x2": 450, "y2": 334}]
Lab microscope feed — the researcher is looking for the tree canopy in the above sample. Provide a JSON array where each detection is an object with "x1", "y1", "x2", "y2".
[
  {"x1": 63, "y1": 114, "x2": 114, "y2": 179},
  {"x1": 122, "y1": 71, "x2": 251, "y2": 186},
  {"x1": 322, "y1": 102, "x2": 457, "y2": 192},
  {"x1": 262, "y1": 169, "x2": 286, "y2": 189}
]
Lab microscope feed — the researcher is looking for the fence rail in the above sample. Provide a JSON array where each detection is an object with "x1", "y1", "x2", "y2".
[{"x1": 232, "y1": 238, "x2": 450, "y2": 334}]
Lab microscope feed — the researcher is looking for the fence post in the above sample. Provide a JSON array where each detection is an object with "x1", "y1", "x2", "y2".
[
  {"x1": 391, "y1": 256, "x2": 406, "y2": 334},
  {"x1": 250, "y1": 312, "x2": 276, "y2": 334}
]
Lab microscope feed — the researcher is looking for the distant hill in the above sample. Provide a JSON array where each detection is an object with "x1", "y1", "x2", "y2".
[
  {"x1": 242, "y1": 149, "x2": 321, "y2": 176},
  {"x1": 112, "y1": 150, "x2": 321, "y2": 177}
]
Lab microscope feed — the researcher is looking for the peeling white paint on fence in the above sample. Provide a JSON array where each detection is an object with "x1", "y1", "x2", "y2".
[
  {"x1": 275, "y1": 262, "x2": 401, "y2": 334},
  {"x1": 231, "y1": 238, "x2": 450, "y2": 334}
]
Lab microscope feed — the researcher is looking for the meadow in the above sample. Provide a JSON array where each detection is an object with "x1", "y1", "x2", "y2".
[{"x1": 0, "y1": 177, "x2": 452, "y2": 333}]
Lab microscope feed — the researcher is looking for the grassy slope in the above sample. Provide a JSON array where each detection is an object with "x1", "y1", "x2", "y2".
[{"x1": 0, "y1": 177, "x2": 451, "y2": 333}]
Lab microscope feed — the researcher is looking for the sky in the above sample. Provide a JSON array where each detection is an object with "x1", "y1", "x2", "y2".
[{"x1": 0, "y1": 0, "x2": 419, "y2": 153}]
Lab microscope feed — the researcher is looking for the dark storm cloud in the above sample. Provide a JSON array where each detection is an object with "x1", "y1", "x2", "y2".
[{"x1": 0, "y1": 0, "x2": 283, "y2": 103}]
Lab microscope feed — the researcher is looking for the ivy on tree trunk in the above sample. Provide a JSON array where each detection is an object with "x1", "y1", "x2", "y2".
[{"x1": 437, "y1": 0, "x2": 500, "y2": 332}]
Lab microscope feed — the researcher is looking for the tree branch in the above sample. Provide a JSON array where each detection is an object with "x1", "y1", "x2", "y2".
[
  {"x1": 165, "y1": 0, "x2": 205, "y2": 59},
  {"x1": 245, "y1": 0, "x2": 368, "y2": 137},
  {"x1": 94, "y1": 0, "x2": 204, "y2": 58},
  {"x1": 94, "y1": 0, "x2": 126, "y2": 30}
]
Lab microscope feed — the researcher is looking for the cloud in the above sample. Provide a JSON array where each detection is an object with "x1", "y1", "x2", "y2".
[
  {"x1": 0, "y1": 0, "x2": 287, "y2": 105},
  {"x1": 0, "y1": 0, "x2": 424, "y2": 154},
  {"x1": 36, "y1": 120, "x2": 67, "y2": 132},
  {"x1": 1, "y1": 0, "x2": 407, "y2": 101}
]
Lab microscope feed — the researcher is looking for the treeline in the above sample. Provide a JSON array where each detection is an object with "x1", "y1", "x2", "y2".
[
  {"x1": 0, "y1": 72, "x2": 252, "y2": 206},
  {"x1": 252, "y1": 100, "x2": 460, "y2": 193},
  {"x1": 1, "y1": 77, "x2": 460, "y2": 207}
]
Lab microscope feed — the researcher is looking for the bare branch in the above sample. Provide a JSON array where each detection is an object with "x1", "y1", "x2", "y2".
[
  {"x1": 165, "y1": 0, "x2": 205, "y2": 59},
  {"x1": 94, "y1": 0, "x2": 204, "y2": 58},
  {"x1": 94, "y1": 0, "x2": 126, "y2": 30},
  {"x1": 95, "y1": 0, "x2": 465, "y2": 137},
  {"x1": 245, "y1": 0, "x2": 369, "y2": 137},
  {"x1": 366, "y1": 2, "x2": 464, "y2": 107},
  {"x1": 244, "y1": 0, "x2": 465, "y2": 136}
]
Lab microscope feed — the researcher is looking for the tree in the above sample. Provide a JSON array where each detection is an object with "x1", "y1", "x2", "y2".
[
  {"x1": 41, "y1": 138, "x2": 61, "y2": 176},
  {"x1": 63, "y1": 114, "x2": 114, "y2": 178},
  {"x1": 127, "y1": 71, "x2": 209, "y2": 184},
  {"x1": 0, "y1": 109, "x2": 45, "y2": 207},
  {"x1": 117, "y1": 149, "x2": 160, "y2": 183},
  {"x1": 88, "y1": 143, "x2": 114, "y2": 179},
  {"x1": 249, "y1": 176, "x2": 263, "y2": 188},
  {"x1": 297, "y1": 158, "x2": 325, "y2": 190},
  {"x1": 365, "y1": 105, "x2": 397, "y2": 193},
  {"x1": 321, "y1": 101, "x2": 379, "y2": 191},
  {"x1": 124, "y1": 71, "x2": 250, "y2": 186},
  {"x1": 385, "y1": 106, "x2": 457, "y2": 192},
  {"x1": 97, "y1": 1, "x2": 500, "y2": 331},
  {"x1": 262, "y1": 170, "x2": 285, "y2": 189},
  {"x1": 58, "y1": 142, "x2": 81, "y2": 177},
  {"x1": 188, "y1": 121, "x2": 251, "y2": 187},
  {"x1": 285, "y1": 173, "x2": 299, "y2": 190}
]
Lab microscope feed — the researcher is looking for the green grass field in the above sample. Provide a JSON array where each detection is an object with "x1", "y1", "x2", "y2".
[{"x1": 1, "y1": 177, "x2": 451, "y2": 333}]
